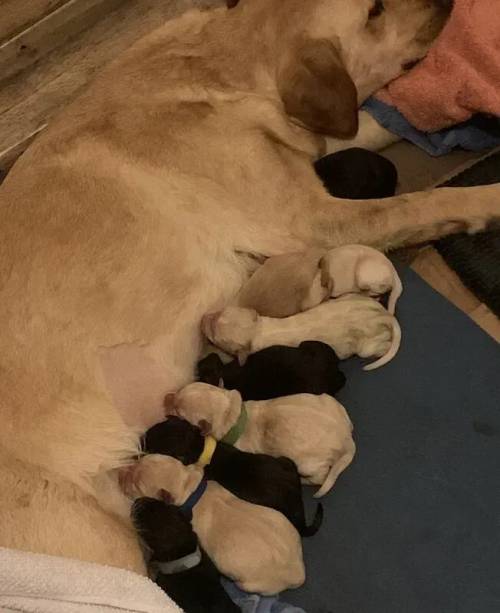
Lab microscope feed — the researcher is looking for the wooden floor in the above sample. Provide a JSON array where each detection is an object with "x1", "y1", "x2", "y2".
[{"x1": 1, "y1": 0, "x2": 498, "y2": 342}]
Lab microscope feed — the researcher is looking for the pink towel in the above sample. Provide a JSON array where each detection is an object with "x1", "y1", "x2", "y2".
[{"x1": 377, "y1": 0, "x2": 500, "y2": 132}]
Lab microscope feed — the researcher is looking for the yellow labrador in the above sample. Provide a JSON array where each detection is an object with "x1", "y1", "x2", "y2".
[
  {"x1": 202, "y1": 295, "x2": 401, "y2": 370},
  {"x1": 1, "y1": 0, "x2": 497, "y2": 571},
  {"x1": 167, "y1": 383, "x2": 356, "y2": 497},
  {"x1": 236, "y1": 249, "x2": 329, "y2": 318},
  {"x1": 122, "y1": 454, "x2": 305, "y2": 594},
  {"x1": 234, "y1": 244, "x2": 402, "y2": 317}
]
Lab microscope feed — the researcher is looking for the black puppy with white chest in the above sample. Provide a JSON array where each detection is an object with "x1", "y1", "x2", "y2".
[
  {"x1": 132, "y1": 497, "x2": 239, "y2": 613},
  {"x1": 197, "y1": 341, "x2": 346, "y2": 400},
  {"x1": 143, "y1": 417, "x2": 323, "y2": 537}
]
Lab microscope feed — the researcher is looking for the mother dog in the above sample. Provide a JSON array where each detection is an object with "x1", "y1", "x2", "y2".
[{"x1": 0, "y1": 0, "x2": 498, "y2": 573}]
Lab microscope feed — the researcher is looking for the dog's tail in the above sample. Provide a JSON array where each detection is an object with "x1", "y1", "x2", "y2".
[
  {"x1": 314, "y1": 440, "x2": 356, "y2": 498},
  {"x1": 387, "y1": 268, "x2": 403, "y2": 315},
  {"x1": 363, "y1": 315, "x2": 402, "y2": 371},
  {"x1": 300, "y1": 502, "x2": 324, "y2": 537}
]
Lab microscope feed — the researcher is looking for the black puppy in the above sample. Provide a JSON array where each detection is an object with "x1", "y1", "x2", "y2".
[
  {"x1": 143, "y1": 417, "x2": 323, "y2": 537},
  {"x1": 314, "y1": 147, "x2": 398, "y2": 200},
  {"x1": 133, "y1": 497, "x2": 239, "y2": 613},
  {"x1": 197, "y1": 341, "x2": 345, "y2": 400}
]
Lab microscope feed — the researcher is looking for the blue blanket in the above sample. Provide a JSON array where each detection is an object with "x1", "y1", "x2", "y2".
[
  {"x1": 223, "y1": 580, "x2": 305, "y2": 613},
  {"x1": 363, "y1": 98, "x2": 500, "y2": 157}
]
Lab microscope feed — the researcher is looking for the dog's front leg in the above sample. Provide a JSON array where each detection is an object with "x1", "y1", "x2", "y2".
[{"x1": 291, "y1": 184, "x2": 500, "y2": 251}]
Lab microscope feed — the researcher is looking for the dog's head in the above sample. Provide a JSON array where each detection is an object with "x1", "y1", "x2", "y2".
[
  {"x1": 142, "y1": 416, "x2": 204, "y2": 465},
  {"x1": 226, "y1": 0, "x2": 452, "y2": 137},
  {"x1": 120, "y1": 455, "x2": 203, "y2": 504},
  {"x1": 132, "y1": 497, "x2": 198, "y2": 561},
  {"x1": 202, "y1": 307, "x2": 259, "y2": 363},
  {"x1": 197, "y1": 352, "x2": 225, "y2": 386},
  {"x1": 168, "y1": 382, "x2": 243, "y2": 440}
]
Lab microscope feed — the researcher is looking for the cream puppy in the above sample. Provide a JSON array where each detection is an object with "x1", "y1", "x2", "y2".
[
  {"x1": 236, "y1": 249, "x2": 330, "y2": 317},
  {"x1": 320, "y1": 245, "x2": 403, "y2": 314},
  {"x1": 202, "y1": 294, "x2": 401, "y2": 371},
  {"x1": 122, "y1": 454, "x2": 305, "y2": 595},
  {"x1": 167, "y1": 383, "x2": 355, "y2": 498}
]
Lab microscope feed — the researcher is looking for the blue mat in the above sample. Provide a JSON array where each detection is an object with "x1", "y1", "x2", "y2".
[{"x1": 285, "y1": 267, "x2": 500, "y2": 613}]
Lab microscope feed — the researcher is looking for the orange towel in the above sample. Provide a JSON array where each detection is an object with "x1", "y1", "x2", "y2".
[{"x1": 377, "y1": 0, "x2": 500, "y2": 132}]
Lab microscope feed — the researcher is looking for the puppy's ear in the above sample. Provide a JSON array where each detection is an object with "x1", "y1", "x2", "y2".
[
  {"x1": 159, "y1": 489, "x2": 173, "y2": 504},
  {"x1": 319, "y1": 256, "x2": 334, "y2": 294},
  {"x1": 164, "y1": 393, "x2": 177, "y2": 416},
  {"x1": 278, "y1": 39, "x2": 358, "y2": 137},
  {"x1": 198, "y1": 419, "x2": 212, "y2": 436},
  {"x1": 226, "y1": 0, "x2": 239, "y2": 7}
]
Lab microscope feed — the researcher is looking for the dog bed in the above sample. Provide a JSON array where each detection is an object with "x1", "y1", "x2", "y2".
[
  {"x1": 285, "y1": 266, "x2": 500, "y2": 613},
  {"x1": 435, "y1": 151, "x2": 500, "y2": 316}
]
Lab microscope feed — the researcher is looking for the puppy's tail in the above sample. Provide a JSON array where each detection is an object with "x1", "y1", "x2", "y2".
[
  {"x1": 314, "y1": 440, "x2": 356, "y2": 498},
  {"x1": 363, "y1": 315, "x2": 402, "y2": 371},
  {"x1": 387, "y1": 268, "x2": 403, "y2": 315},
  {"x1": 300, "y1": 503, "x2": 324, "y2": 537}
]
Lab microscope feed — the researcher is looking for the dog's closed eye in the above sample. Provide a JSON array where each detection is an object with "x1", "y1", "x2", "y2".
[
  {"x1": 368, "y1": 0, "x2": 385, "y2": 19},
  {"x1": 402, "y1": 59, "x2": 420, "y2": 72}
]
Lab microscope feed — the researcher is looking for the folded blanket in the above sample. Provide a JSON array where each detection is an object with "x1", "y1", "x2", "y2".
[
  {"x1": 222, "y1": 580, "x2": 306, "y2": 613},
  {"x1": 363, "y1": 98, "x2": 500, "y2": 156},
  {"x1": 0, "y1": 547, "x2": 181, "y2": 613},
  {"x1": 377, "y1": 0, "x2": 500, "y2": 132}
]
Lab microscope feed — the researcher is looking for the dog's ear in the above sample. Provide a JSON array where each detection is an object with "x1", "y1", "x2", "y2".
[
  {"x1": 319, "y1": 256, "x2": 334, "y2": 294},
  {"x1": 226, "y1": 0, "x2": 240, "y2": 7},
  {"x1": 164, "y1": 393, "x2": 177, "y2": 416},
  {"x1": 198, "y1": 419, "x2": 212, "y2": 436},
  {"x1": 278, "y1": 39, "x2": 358, "y2": 137}
]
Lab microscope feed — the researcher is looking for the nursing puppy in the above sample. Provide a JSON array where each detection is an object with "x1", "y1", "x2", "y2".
[
  {"x1": 203, "y1": 294, "x2": 401, "y2": 371},
  {"x1": 143, "y1": 417, "x2": 323, "y2": 536},
  {"x1": 197, "y1": 341, "x2": 346, "y2": 400},
  {"x1": 167, "y1": 385, "x2": 355, "y2": 498},
  {"x1": 236, "y1": 249, "x2": 329, "y2": 318},
  {"x1": 132, "y1": 497, "x2": 239, "y2": 613},
  {"x1": 320, "y1": 245, "x2": 403, "y2": 314},
  {"x1": 123, "y1": 455, "x2": 305, "y2": 595}
]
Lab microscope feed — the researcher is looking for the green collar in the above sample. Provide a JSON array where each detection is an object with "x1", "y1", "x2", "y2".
[{"x1": 222, "y1": 404, "x2": 248, "y2": 445}]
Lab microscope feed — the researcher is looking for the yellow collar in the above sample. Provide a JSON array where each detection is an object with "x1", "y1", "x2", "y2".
[{"x1": 197, "y1": 436, "x2": 217, "y2": 468}]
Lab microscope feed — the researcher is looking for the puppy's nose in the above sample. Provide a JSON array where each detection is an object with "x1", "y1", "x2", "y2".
[{"x1": 201, "y1": 311, "x2": 219, "y2": 340}]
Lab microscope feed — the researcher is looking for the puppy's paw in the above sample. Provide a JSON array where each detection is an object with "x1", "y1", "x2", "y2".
[{"x1": 356, "y1": 320, "x2": 392, "y2": 358}]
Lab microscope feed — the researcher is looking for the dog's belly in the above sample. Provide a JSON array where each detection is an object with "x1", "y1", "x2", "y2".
[{"x1": 99, "y1": 332, "x2": 200, "y2": 431}]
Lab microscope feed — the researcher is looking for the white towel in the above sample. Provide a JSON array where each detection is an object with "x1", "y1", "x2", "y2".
[{"x1": 0, "y1": 547, "x2": 183, "y2": 613}]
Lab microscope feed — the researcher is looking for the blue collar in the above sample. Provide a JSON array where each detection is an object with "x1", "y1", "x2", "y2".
[{"x1": 179, "y1": 479, "x2": 207, "y2": 521}]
